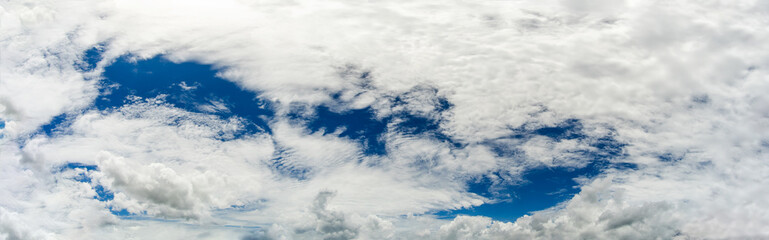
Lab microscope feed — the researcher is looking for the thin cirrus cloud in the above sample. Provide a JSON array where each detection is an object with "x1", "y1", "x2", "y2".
[{"x1": 1, "y1": 0, "x2": 769, "y2": 239}]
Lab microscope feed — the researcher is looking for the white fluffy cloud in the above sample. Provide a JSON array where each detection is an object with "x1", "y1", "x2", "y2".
[
  {"x1": 2, "y1": 0, "x2": 769, "y2": 239},
  {"x1": 436, "y1": 179, "x2": 681, "y2": 240}
]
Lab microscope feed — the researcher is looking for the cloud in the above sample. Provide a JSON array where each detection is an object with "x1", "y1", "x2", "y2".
[
  {"x1": 94, "y1": 152, "x2": 231, "y2": 219},
  {"x1": 437, "y1": 179, "x2": 680, "y2": 240},
  {"x1": 0, "y1": 142, "x2": 120, "y2": 239},
  {"x1": 0, "y1": 207, "x2": 56, "y2": 240},
  {"x1": 0, "y1": 0, "x2": 106, "y2": 138},
  {"x1": 2, "y1": 0, "x2": 769, "y2": 239},
  {"x1": 310, "y1": 191, "x2": 359, "y2": 240}
]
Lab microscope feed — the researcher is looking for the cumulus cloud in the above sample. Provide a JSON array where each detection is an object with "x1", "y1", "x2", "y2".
[
  {"x1": 310, "y1": 191, "x2": 359, "y2": 240},
  {"x1": 437, "y1": 179, "x2": 680, "y2": 240},
  {"x1": 95, "y1": 152, "x2": 232, "y2": 219},
  {"x1": 0, "y1": 207, "x2": 56, "y2": 240}
]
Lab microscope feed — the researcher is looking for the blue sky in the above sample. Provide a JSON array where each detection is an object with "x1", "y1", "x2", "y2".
[
  {"x1": 79, "y1": 55, "x2": 610, "y2": 221},
  {"x1": 2, "y1": 1, "x2": 769, "y2": 239},
  {"x1": 46, "y1": 50, "x2": 642, "y2": 225}
]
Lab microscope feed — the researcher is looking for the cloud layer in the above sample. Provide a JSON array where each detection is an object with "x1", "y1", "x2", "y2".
[{"x1": 2, "y1": 0, "x2": 769, "y2": 239}]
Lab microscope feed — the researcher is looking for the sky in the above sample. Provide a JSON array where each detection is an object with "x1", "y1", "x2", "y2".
[{"x1": 1, "y1": 0, "x2": 769, "y2": 239}]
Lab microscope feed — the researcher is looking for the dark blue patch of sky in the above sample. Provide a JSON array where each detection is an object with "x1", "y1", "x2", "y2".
[
  {"x1": 438, "y1": 120, "x2": 637, "y2": 222},
  {"x1": 96, "y1": 55, "x2": 273, "y2": 136}
]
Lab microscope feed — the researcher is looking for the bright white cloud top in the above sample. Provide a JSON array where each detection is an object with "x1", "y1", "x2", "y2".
[{"x1": 1, "y1": 0, "x2": 769, "y2": 239}]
